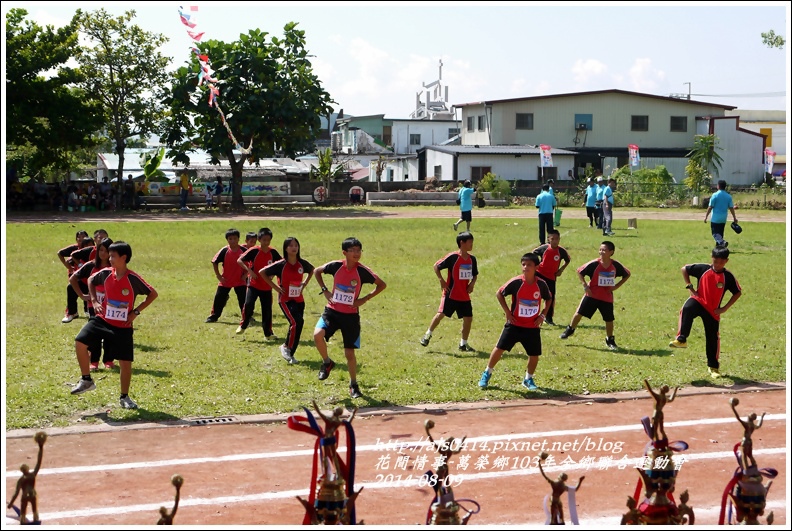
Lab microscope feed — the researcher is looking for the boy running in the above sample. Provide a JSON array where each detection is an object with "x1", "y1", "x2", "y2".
[
  {"x1": 205, "y1": 228, "x2": 248, "y2": 323},
  {"x1": 237, "y1": 228, "x2": 281, "y2": 336},
  {"x1": 559, "y1": 241, "x2": 631, "y2": 350},
  {"x1": 420, "y1": 231, "x2": 478, "y2": 351},
  {"x1": 478, "y1": 253, "x2": 552, "y2": 391},
  {"x1": 669, "y1": 247, "x2": 742, "y2": 378},
  {"x1": 70, "y1": 241, "x2": 158, "y2": 409},
  {"x1": 532, "y1": 229, "x2": 571, "y2": 326},
  {"x1": 261, "y1": 237, "x2": 314, "y2": 364},
  {"x1": 313, "y1": 237, "x2": 387, "y2": 399}
]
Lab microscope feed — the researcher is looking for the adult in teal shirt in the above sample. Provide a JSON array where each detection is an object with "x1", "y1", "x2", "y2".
[
  {"x1": 584, "y1": 178, "x2": 598, "y2": 227},
  {"x1": 595, "y1": 176, "x2": 606, "y2": 229},
  {"x1": 535, "y1": 184, "x2": 557, "y2": 244},
  {"x1": 454, "y1": 180, "x2": 475, "y2": 232},
  {"x1": 704, "y1": 180, "x2": 738, "y2": 248}
]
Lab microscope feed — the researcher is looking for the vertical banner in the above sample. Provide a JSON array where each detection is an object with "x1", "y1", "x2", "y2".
[
  {"x1": 539, "y1": 145, "x2": 553, "y2": 168},
  {"x1": 628, "y1": 144, "x2": 640, "y2": 167},
  {"x1": 764, "y1": 149, "x2": 775, "y2": 175}
]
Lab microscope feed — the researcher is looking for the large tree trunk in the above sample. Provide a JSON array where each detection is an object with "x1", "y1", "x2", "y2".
[
  {"x1": 116, "y1": 139, "x2": 126, "y2": 192},
  {"x1": 226, "y1": 147, "x2": 245, "y2": 210}
]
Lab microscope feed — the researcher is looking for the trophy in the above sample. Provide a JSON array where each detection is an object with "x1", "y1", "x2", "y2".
[
  {"x1": 156, "y1": 474, "x2": 183, "y2": 524},
  {"x1": 7, "y1": 431, "x2": 47, "y2": 525},
  {"x1": 289, "y1": 401, "x2": 362, "y2": 525},
  {"x1": 422, "y1": 420, "x2": 480, "y2": 525},
  {"x1": 717, "y1": 398, "x2": 776, "y2": 525},
  {"x1": 538, "y1": 451, "x2": 584, "y2": 525},
  {"x1": 621, "y1": 380, "x2": 694, "y2": 525}
]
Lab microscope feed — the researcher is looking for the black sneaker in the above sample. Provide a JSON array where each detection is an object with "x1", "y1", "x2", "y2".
[
  {"x1": 560, "y1": 326, "x2": 575, "y2": 339},
  {"x1": 606, "y1": 337, "x2": 618, "y2": 351},
  {"x1": 544, "y1": 318, "x2": 556, "y2": 326},
  {"x1": 349, "y1": 383, "x2": 362, "y2": 398},
  {"x1": 458, "y1": 344, "x2": 475, "y2": 352},
  {"x1": 205, "y1": 316, "x2": 218, "y2": 323},
  {"x1": 318, "y1": 359, "x2": 336, "y2": 381}
]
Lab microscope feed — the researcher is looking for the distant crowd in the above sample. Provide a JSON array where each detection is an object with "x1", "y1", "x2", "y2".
[{"x1": 6, "y1": 175, "x2": 146, "y2": 212}]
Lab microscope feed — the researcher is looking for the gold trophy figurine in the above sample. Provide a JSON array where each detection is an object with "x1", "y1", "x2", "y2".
[
  {"x1": 7, "y1": 431, "x2": 47, "y2": 525},
  {"x1": 718, "y1": 398, "x2": 776, "y2": 525},
  {"x1": 157, "y1": 474, "x2": 183, "y2": 525}
]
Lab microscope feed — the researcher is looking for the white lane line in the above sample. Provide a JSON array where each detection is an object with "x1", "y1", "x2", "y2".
[
  {"x1": 30, "y1": 447, "x2": 787, "y2": 522},
  {"x1": 6, "y1": 414, "x2": 786, "y2": 478}
]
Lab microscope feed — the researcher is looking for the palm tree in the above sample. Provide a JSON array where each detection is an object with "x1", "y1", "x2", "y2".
[{"x1": 686, "y1": 134, "x2": 724, "y2": 179}]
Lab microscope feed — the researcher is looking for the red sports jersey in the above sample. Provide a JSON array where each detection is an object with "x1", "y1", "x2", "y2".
[
  {"x1": 59, "y1": 243, "x2": 79, "y2": 276},
  {"x1": 212, "y1": 245, "x2": 247, "y2": 288},
  {"x1": 89, "y1": 268, "x2": 154, "y2": 329},
  {"x1": 264, "y1": 258, "x2": 315, "y2": 303},
  {"x1": 685, "y1": 263, "x2": 741, "y2": 320},
  {"x1": 499, "y1": 275, "x2": 552, "y2": 328},
  {"x1": 69, "y1": 246, "x2": 96, "y2": 269},
  {"x1": 321, "y1": 260, "x2": 379, "y2": 315},
  {"x1": 240, "y1": 246, "x2": 282, "y2": 290},
  {"x1": 75, "y1": 262, "x2": 109, "y2": 299},
  {"x1": 577, "y1": 259, "x2": 630, "y2": 303},
  {"x1": 435, "y1": 251, "x2": 478, "y2": 302},
  {"x1": 533, "y1": 244, "x2": 570, "y2": 281}
]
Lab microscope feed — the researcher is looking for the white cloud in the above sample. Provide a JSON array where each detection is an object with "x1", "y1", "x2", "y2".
[
  {"x1": 571, "y1": 59, "x2": 608, "y2": 84},
  {"x1": 628, "y1": 58, "x2": 666, "y2": 92}
]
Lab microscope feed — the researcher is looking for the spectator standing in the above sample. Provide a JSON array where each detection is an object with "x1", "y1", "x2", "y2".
[
  {"x1": 453, "y1": 180, "x2": 475, "y2": 232},
  {"x1": 535, "y1": 184, "x2": 556, "y2": 245},
  {"x1": 704, "y1": 180, "x2": 738, "y2": 249}
]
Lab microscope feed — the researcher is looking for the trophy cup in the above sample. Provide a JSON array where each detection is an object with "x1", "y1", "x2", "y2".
[
  {"x1": 289, "y1": 401, "x2": 362, "y2": 525},
  {"x1": 620, "y1": 380, "x2": 694, "y2": 525},
  {"x1": 156, "y1": 474, "x2": 183, "y2": 524},
  {"x1": 423, "y1": 420, "x2": 480, "y2": 525},
  {"x1": 538, "y1": 451, "x2": 584, "y2": 525},
  {"x1": 717, "y1": 398, "x2": 777, "y2": 525},
  {"x1": 7, "y1": 431, "x2": 47, "y2": 525}
]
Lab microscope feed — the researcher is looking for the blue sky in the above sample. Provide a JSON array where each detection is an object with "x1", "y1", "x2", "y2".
[{"x1": 4, "y1": 1, "x2": 790, "y2": 118}]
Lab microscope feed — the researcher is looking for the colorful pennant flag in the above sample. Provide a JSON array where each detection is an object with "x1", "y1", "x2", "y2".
[
  {"x1": 628, "y1": 144, "x2": 640, "y2": 167},
  {"x1": 539, "y1": 145, "x2": 553, "y2": 168},
  {"x1": 764, "y1": 149, "x2": 775, "y2": 175}
]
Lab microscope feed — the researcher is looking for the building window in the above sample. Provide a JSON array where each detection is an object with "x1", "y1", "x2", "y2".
[
  {"x1": 467, "y1": 116, "x2": 475, "y2": 132},
  {"x1": 516, "y1": 113, "x2": 534, "y2": 130},
  {"x1": 434, "y1": 165, "x2": 442, "y2": 179},
  {"x1": 448, "y1": 128, "x2": 460, "y2": 139},
  {"x1": 574, "y1": 113, "x2": 593, "y2": 131},
  {"x1": 670, "y1": 116, "x2": 687, "y2": 132},
  {"x1": 409, "y1": 134, "x2": 421, "y2": 145},
  {"x1": 471, "y1": 166, "x2": 491, "y2": 181},
  {"x1": 631, "y1": 115, "x2": 649, "y2": 131},
  {"x1": 760, "y1": 127, "x2": 773, "y2": 147},
  {"x1": 478, "y1": 115, "x2": 485, "y2": 131}
]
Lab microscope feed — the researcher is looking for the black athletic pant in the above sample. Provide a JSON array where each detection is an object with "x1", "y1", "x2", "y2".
[
  {"x1": 538, "y1": 213, "x2": 554, "y2": 245},
  {"x1": 209, "y1": 285, "x2": 247, "y2": 319},
  {"x1": 241, "y1": 287, "x2": 273, "y2": 335},
  {"x1": 279, "y1": 300, "x2": 305, "y2": 354},
  {"x1": 537, "y1": 273, "x2": 557, "y2": 322},
  {"x1": 586, "y1": 206, "x2": 597, "y2": 227},
  {"x1": 676, "y1": 298, "x2": 721, "y2": 369},
  {"x1": 66, "y1": 284, "x2": 89, "y2": 315}
]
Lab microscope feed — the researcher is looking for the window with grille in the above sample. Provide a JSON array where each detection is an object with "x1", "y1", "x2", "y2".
[
  {"x1": 467, "y1": 116, "x2": 475, "y2": 132},
  {"x1": 516, "y1": 113, "x2": 534, "y2": 130},
  {"x1": 631, "y1": 115, "x2": 649, "y2": 131},
  {"x1": 670, "y1": 116, "x2": 687, "y2": 132}
]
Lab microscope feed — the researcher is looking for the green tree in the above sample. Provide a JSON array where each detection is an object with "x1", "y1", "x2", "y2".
[
  {"x1": 686, "y1": 134, "x2": 723, "y2": 179},
  {"x1": 161, "y1": 24, "x2": 334, "y2": 209},
  {"x1": 75, "y1": 8, "x2": 170, "y2": 188},
  {"x1": 761, "y1": 30, "x2": 786, "y2": 49},
  {"x1": 309, "y1": 148, "x2": 345, "y2": 200},
  {"x1": 683, "y1": 159, "x2": 711, "y2": 201},
  {"x1": 5, "y1": 8, "x2": 103, "y2": 180}
]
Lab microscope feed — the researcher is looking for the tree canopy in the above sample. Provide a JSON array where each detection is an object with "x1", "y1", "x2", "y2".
[
  {"x1": 5, "y1": 8, "x2": 103, "y2": 180},
  {"x1": 161, "y1": 23, "x2": 334, "y2": 209},
  {"x1": 74, "y1": 8, "x2": 170, "y2": 186},
  {"x1": 761, "y1": 30, "x2": 786, "y2": 49},
  {"x1": 686, "y1": 134, "x2": 723, "y2": 179}
]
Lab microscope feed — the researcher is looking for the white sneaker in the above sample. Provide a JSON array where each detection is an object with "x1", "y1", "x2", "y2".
[
  {"x1": 119, "y1": 396, "x2": 138, "y2": 409},
  {"x1": 280, "y1": 344, "x2": 292, "y2": 362},
  {"x1": 62, "y1": 314, "x2": 77, "y2": 323},
  {"x1": 70, "y1": 378, "x2": 96, "y2": 395},
  {"x1": 235, "y1": 326, "x2": 245, "y2": 335}
]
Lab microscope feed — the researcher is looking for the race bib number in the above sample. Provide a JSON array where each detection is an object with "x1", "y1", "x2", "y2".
[
  {"x1": 458, "y1": 264, "x2": 473, "y2": 281},
  {"x1": 598, "y1": 272, "x2": 616, "y2": 287},
  {"x1": 517, "y1": 299, "x2": 539, "y2": 318},
  {"x1": 288, "y1": 283, "x2": 302, "y2": 298},
  {"x1": 105, "y1": 299, "x2": 129, "y2": 321},
  {"x1": 332, "y1": 286, "x2": 355, "y2": 306}
]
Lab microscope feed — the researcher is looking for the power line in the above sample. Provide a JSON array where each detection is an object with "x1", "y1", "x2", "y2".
[{"x1": 690, "y1": 92, "x2": 786, "y2": 98}]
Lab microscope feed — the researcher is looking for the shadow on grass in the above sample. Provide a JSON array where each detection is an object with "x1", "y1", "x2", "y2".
[
  {"x1": 135, "y1": 343, "x2": 163, "y2": 353},
  {"x1": 575, "y1": 345, "x2": 672, "y2": 357},
  {"x1": 80, "y1": 408, "x2": 187, "y2": 426},
  {"x1": 689, "y1": 375, "x2": 784, "y2": 390}
]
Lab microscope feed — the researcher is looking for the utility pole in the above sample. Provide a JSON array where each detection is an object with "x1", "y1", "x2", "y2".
[{"x1": 683, "y1": 82, "x2": 691, "y2": 100}]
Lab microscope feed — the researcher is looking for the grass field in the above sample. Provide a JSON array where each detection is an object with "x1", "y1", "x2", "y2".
[{"x1": 4, "y1": 211, "x2": 787, "y2": 429}]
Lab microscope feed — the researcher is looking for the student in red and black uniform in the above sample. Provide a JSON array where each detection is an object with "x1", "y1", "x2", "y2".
[
  {"x1": 313, "y1": 237, "x2": 387, "y2": 399},
  {"x1": 559, "y1": 240, "x2": 631, "y2": 350},
  {"x1": 532, "y1": 229, "x2": 571, "y2": 326},
  {"x1": 237, "y1": 228, "x2": 281, "y2": 336},
  {"x1": 70, "y1": 237, "x2": 114, "y2": 371},
  {"x1": 58, "y1": 230, "x2": 89, "y2": 323},
  {"x1": 68, "y1": 229, "x2": 109, "y2": 270},
  {"x1": 262, "y1": 237, "x2": 314, "y2": 364},
  {"x1": 477, "y1": 253, "x2": 552, "y2": 391},
  {"x1": 70, "y1": 241, "x2": 158, "y2": 410},
  {"x1": 205, "y1": 228, "x2": 248, "y2": 323},
  {"x1": 669, "y1": 246, "x2": 742, "y2": 379},
  {"x1": 419, "y1": 231, "x2": 479, "y2": 351}
]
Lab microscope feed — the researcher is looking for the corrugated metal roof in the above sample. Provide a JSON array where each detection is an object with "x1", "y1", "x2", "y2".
[
  {"x1": 426, "y1": 145, "x2": 577, "y2": 156},
  {"x1": 454, "y1": 88, "x2": 737, "y2": 110}
]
